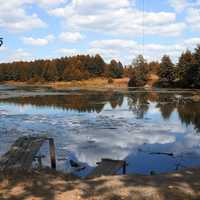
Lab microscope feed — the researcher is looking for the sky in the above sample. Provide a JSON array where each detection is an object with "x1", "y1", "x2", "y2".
[{"x1": 0, "y1": 0, "x2": 200, "y2": 65}]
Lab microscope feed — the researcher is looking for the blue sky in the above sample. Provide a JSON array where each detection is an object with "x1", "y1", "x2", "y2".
[{"x1": 0, "y1": 0, "x2": 200, "y2": 64}]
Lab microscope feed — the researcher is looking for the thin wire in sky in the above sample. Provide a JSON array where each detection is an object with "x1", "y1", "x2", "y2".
[{"x1": 142, "y1": 0, "x2": 145, "y2": 57}]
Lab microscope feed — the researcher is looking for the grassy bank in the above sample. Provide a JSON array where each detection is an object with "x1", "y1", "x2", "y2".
[
  {"x1": 5, "y1": 78, "x2": 129, "y2": 90},
  {"x1": 0, "y1": 168, "x2": 200, "y2": 200}
]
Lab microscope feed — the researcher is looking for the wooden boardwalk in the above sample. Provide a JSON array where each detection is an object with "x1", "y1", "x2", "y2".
[
  {"x1": 87, "y1": 159, "x2": 127, "y2": 178},
  {"x1": 0, "y1": 136, "x2": 56, "y2": 171}
]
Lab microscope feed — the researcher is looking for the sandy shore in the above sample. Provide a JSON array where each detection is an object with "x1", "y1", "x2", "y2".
[{"x1": 0, "y1": 168, "x2": 200, "y2": 200}]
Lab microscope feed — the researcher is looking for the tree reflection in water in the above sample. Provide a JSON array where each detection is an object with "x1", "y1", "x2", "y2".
[
  {"x1": 0, "y1": 89, "x2": 200, "y2": 133},
  {"x1": 127, "y1": 89, "x2": 200, "y2": 133},
  {"x1": 0, "y1": 90, "x2": 124, "y2": 113}
]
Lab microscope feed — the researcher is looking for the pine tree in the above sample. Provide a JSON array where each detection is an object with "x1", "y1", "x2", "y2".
[
  {"x1": 159, "y1": 55, "x2": 175, "y2": 86},
  {"x1": 107, "y1": 59, "x2": 123, "y2": 78},
  {"x1": 128, "y1": 55, "x2": 148, "y2": 87},
  {"x1": 177, "y1": 50, "x2": 194, "y2": 87},
  {"x1": 192, "y1": 45, "x2": 200, "y2": 88}
]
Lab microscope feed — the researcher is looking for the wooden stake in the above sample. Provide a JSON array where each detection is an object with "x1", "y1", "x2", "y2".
[
  {"x1": 49, "y1": 138, "x2": 56, "y2": 170},
  {"x1": 123, "y1": 161, "x2": 126, "y2": 175}
]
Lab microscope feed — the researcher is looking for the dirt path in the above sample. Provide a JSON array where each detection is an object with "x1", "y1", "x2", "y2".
[{"x1": 0, "y1": 168, "x2": 200, "y2": 200}]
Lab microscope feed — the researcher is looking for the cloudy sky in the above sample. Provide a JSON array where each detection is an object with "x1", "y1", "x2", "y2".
[{"x1": 0, "y1": 0, "x2": 200, "y2": 64}]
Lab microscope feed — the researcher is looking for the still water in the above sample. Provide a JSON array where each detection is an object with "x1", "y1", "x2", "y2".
[{"x1": 0, "y1": 85, "x2": 200, "y2": 176}]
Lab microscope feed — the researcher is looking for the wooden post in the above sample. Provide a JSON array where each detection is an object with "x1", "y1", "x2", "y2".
[
  {"x1": 49, "y1": 138, "x2": 56, "y2": 170},
  {"x1": 123, "y1": 161, "x2": 126, "y2": 175}
]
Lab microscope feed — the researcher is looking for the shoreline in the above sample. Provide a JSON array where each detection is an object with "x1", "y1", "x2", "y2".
[
  {"x1": 0, "y1": 167, "x2": 200, "y2": 199},
  {"x1": 3, "y1": 78, "x2": 200, "y2": 92},
  {"x1": 3, "y1": 78, "x2": 130, "y2": 90}
]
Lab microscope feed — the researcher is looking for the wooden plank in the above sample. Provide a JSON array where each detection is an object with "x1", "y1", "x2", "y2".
[
  {"x1": 20, "y1": 138, "x2": 45, "y2": 169},
  {"x1": 0, "y1": 136, "x2": 47, "y2": 170},
  {"x1": 87, "y1": 159, "x2": 126, "y2": 178},
  {"x1": 10, "y1": 137, "x2": 34, "y2": 168},
  {"x1": 0, "y1": 137, "x2": 29, "y2": 170}
]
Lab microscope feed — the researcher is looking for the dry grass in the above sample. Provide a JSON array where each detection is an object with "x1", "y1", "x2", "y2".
[
  {"x1": 146, "y1": 74, "x2": 159, "y2": 87},
  {"x1": 5, "y1": 78, "x2": 129, "y2": 90},
  {"x1": 0, "y1": 168, "x2": 200, "y2": 200}
]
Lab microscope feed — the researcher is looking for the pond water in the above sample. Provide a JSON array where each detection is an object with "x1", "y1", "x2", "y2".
[{"x1": 0, "y1": 85, "x2": 200, "y2": 177}]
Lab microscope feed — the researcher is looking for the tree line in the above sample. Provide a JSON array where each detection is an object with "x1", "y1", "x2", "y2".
[
  {"x1": 128, "y1": 45, "x2": 200, "y2": 89},
  {"x1": 0, "y1": 45, "x2": 200, "y2": 88},
  {"x1": 0, "y1": 54, "x2": 123, "y2": 82}
]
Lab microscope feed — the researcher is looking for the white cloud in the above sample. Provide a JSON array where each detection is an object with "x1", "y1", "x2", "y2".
[
  {"x1": 0, "y1": 46, "x2": 7, "y2": 52},
  {"x1": 0, "y1": 1, "x2": 46, "y2": 32},
  {"x1": 8, "y1": 48, "x2": 32, "y2": 62},
  {"x1": 89, "y1": 39, "x2": 186, "y2": 63},
  {"x1": 49, "y1": 0, "x2": 185, "y2": 37},
  {"x1": 184, "y1": 37, "x2": 200, "y2": 46},
  {"x1": 36, "y1": 0, "x2": 66, "y2": 8},
  {"x1": 169, "y1": 0, "x2": 188, "y2": 12},
  {"x1": 186, "y1": 8, "x2": 200, "y2": 31},
  {"x1": 70, "y1": 0, "x2": 131, "y2": 14},
  {"x1": 56, "y1": 48, "x2": 80, "y2": 56},
  {"x1": 169, "y1": 0, "x2": 200, "y2": 31},
  {"x1": 59, "y1": 32, "x2": 84, "y2": 43},
  {"x1": 22, "y1": 34, "x2": 55, "y2": 46}
]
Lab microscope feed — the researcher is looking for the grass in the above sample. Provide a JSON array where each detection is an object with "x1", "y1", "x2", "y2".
[{"x1": 5, "y1": 78, "x2": 130, "y2": 90}]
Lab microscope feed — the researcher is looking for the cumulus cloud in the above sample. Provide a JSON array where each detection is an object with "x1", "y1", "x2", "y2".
[
  {"x1": 0, "y1": 1, "x2": 46, "y2": 32},
  {"x1": 169, "y1": 0, "x2": 188, "y2": 12},
  {"x1": 36, "y1": 0, "x2": 66, "y2": 8},
  {"x1": 49, "y1": 0, "x2": 185, "y2": 37},
  {"x1": 186, "y1": 8, "x2": 200, "y2": 31},
  {"x1": 22, "y1": 34, "x2": 55, "y2": 46},
  {"x1": 184, "y1": 37, "x2": 200, "y2": 46},
  {"x1": 56, "y1": 48, "x2": 80, "y2": 56},
  {"x1": 8, "y1": 48, "x2": 32, "y2": 62},
  {"x1": 59, "y1": 32, "x2": 84, "y2": 43},
  {"x1": 1, "y1": 0, "x2": 200, "y2": 63},
  {"x1": 89, "y1": 39, "x2": 186, "y2": 63},
  {"x1": 169, "y1": 0, "x2": 200, "y2": 31},
  {"x1": 55, "y1": 36, "x2": 200, "y2": 64},
  {"x1": 0, "y1": 46, "x2": 7, "y2": 52}
]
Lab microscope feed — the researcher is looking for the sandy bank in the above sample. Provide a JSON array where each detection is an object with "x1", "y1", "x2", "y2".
[{"x1": 0, "y1": 168, "x2": 200, "y2": 200}]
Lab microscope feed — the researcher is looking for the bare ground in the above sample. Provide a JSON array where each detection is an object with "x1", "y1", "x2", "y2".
[{"x1": 0, "y1": 168, "x2": 200, "y2": 200}]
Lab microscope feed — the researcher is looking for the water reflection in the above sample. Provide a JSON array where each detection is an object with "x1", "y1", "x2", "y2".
[
  {"x1": 1, "y1": 88, "x2": 200, "y2": 175},
  {"x1": 0, "y1": 91, "x2": 124, "y2": 113},
  {"x1": 1, "y1": 89, "x2": 200, "y2": 133}
]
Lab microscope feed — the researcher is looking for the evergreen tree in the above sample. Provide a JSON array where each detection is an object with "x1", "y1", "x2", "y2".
[
  {"x1": 192, "y1": 45, "x2": 200, "y2": 88},
  {"x1": 177, "y1": 50, "x2": 194, "y2": 87},
  {"x1": 107, "y1": 59, "x2": 123, "y2": 78},
  {"x1": 128, "y1": 55, "x2": 148, "y2": 87},
  {"x1": 159, "y1": 55, "x2": 175, "y2": 86}
]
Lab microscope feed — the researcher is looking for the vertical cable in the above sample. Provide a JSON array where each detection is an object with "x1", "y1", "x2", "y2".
[{"x1": 142, "y1": 0, "x2": 145, "y2": 57}]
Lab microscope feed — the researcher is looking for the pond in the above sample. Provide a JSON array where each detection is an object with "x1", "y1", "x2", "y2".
[{"x1": 0, "y1": 84, "x2": 200, "y2": 177}]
